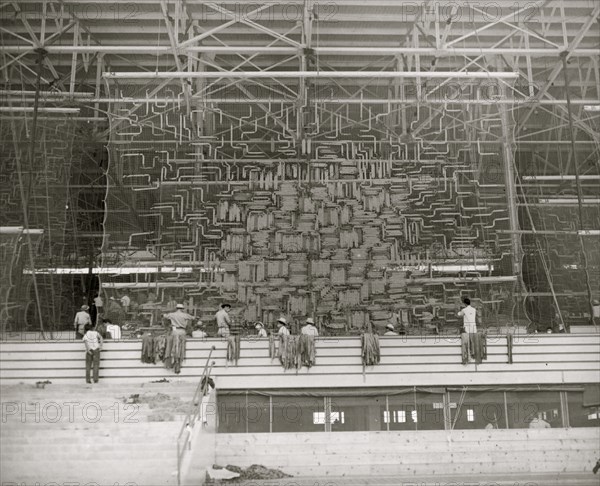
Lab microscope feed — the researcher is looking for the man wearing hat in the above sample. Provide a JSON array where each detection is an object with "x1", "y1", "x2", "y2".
[
  {"x1": 276, "y1": 317, "x2": 290, "y2": 336},
  {"x1": 74, "y1": 305, "x2": 92, "y2": 339},
  {"x1": 301, "y1": 318, "x2": 319, "y2": 337},
  {"x1": 255, "y1": 322, "x2": 268, "y2": 338},
  {"x1": 215, "y1": 303, "x2": 232, "y2": 338},
  {"x1": 384, "y1": 323, "x2": 398, "y2": 336},
  {"x1": 164, "y1": 304, "x2": 195, "y2": 331}
]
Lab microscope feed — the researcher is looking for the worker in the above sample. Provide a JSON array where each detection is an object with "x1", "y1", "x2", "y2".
[
  {"x1": 164, "y1": 304, "x2": 195, "y2": 331},
  {"x1": 74, "y1": 305, "x2": 92, "y2": 339},
  {"x1": 215, "y1": 303, "x2": 232, "y2": 338},
  {"x1": 106, "y1": 297, "x2": 125, "y2": 322},
  {"x1": 276, "y1": 317, "x2": 290, "y2": 336},
  {"x1": 163, "y1": 303, "x2": 191, "y2": 374},
  {"x1": 104, "y1": 318, "x2": 121, "y2": 340},
  {"x1": 191, "y1": 321, "x2": 208, "y2": 339},
  {"x1": 120, "y1": 293, "x2": 131, "y2": 314},
  {"x1": 384, "y1": 323, "x2": 398, "y2": 336},
  {"x1": 255, "y1": 322, "x2": 268, "y2": 338},
  {"x1": 458, "y1": 297, "x2": 477, "y2": 334},
  {"x1": 301, "y1": 318, "x2": 319, "y2": 337},
  {"x1": 593, "y1": 299, "x2": 600, "y2": 326},
  {"x1": 82, "y1": 322, "x2": 103, "y2": 384},
  {"x1": 528, "y1": 414, "x2": 551, "y2": 429}
]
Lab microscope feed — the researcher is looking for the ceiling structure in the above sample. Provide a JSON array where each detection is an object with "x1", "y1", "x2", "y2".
[{"x1": 0, "y1": 0, "x2": 599, "y2": 333}]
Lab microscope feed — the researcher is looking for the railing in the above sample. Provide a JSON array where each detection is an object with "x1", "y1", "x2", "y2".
[{"x1": 176, "y1": 345, "x2": 216, "y2": 486}]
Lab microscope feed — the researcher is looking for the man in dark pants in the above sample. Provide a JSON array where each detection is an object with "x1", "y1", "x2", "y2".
[{"x1": 82, "y1": 323, "x2": 103, "y2": 384}]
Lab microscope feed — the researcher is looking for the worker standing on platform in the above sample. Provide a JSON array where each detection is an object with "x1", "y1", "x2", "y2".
[
  {"x1": 164, "y1": 304, "x2": 194, "y2": 331},
  {"x1": 458, "y1": 298, "x2": 477, "y2": 334},
  {"x1": 120, "y1": 294, "x2": 131, "y2": 314},
  {"x1": 277, "y1": 317, "x2": 290, "y2": 336},
  {"x1": 74, "y1": 305, "x2": 92, "y2": 339},
  {"x1": 215, "y1": 303, "x2": 232, "y2": 337},
  {"x1": 458, "y1": 297, "x2": 482, "y2": 363},
  {"x1": 255, "y1": 322, "x2": 268, "y2": 338},
  {"x1": 82, "y1": 323, "x2": 103, "y2": 384},
  {"x1": 384, "y1": 323, "x2": 398, "y2": 336},
  {"x1": 163, "y1": 304, "x2": 193, "y2": 373},
  {"x1": 301, "y1": 318, "x2": 319, "y2": 337}
]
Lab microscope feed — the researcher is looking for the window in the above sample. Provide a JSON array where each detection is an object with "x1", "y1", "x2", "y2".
[
  {"x1": 217, "y1": 394, "x2": 269, "y2": 433},
  {"x1": 384, "y1": 410, "x2": 406, "y2": 423},
  {"x1": 414, "y1": 392, "x2": 445, "y2": 430},
  {"x1": 449, "y1": 391, "x2": 506, "y2": 430},
  {"x1": 246, "y1": 395, "x2": 270, "y2": 433},
  {"x1": 272, "y1": 396, "x2": 324, "y2": 432},
  {"x1": 567, "y1": 391, "x2": 600, "y2": 428},
  {"x1": 330, "y1": 396, "x2": 383, "y2": 432},
  {"x1": 217, "y1": 394, "x2": 246, "y2": 433},
  {"x1": 505, "y1": 391, "x2": 562, "y2": 429},
  {"x1": 386, "y1": 394, "x2": 417, "y2": 431}
]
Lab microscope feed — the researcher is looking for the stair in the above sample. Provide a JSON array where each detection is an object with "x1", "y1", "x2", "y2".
[{"x1": 0, "y1": 381, "x2": 197, "y2": 485}]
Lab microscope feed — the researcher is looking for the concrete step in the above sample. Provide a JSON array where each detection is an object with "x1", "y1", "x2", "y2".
[
  {"x1": 215, "y1": 450, "x2": 597, "y2": 466},
  {"x1": 0, "y1": 465, "x2": 179, "y2": 486},
  {"x1": 209, "y1": 474, "x2": 600, "y2": 486}
]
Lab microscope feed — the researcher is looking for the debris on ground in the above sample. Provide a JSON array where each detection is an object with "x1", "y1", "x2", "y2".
[
  {"x1": 206, "y1": 464, "x2": 292, "y2": 483},
  {"x1": 207, "y1": 467, "x2": 240, "y2": 480},
  {"x1": 150, "y1": 378, "x2": 170, "y2": 383},
  {"x1": 119, "y1": 392, "x2": 194, "y2": 421},
  {"x1": 35, "y1": 380, "x2": 52, "y2": 389},
  {"x1": 125, "y1": 394, "x2": 140, "y2": 404}
]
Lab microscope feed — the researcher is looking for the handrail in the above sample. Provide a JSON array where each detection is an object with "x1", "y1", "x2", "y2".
[{"x1": 176, "y1": 345, "x2": 216, "y2": 486}]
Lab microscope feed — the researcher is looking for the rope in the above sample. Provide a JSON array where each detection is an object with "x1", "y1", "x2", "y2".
[{"x1": 451, "y1": 386, "x2": 468, "y2": 431}]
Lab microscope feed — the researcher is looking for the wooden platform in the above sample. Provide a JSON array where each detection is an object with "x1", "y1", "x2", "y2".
[{"x1": 1, "y1": 334, "x2": 598, "y2": 388}]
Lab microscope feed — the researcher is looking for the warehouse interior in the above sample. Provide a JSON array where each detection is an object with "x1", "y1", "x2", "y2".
[
  {"x1": 1, "y1": 2, "x2": 600, "y2": 485},
  {"x1": 1, "y1": 0, "x2": 599, "y2": 336}
]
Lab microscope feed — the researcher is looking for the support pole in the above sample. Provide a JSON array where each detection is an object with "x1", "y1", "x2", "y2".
[
  {"x1": 8, "y1": 48, "x2": 48, "y2": 338},
  {"x1": 498, "y1": 74, "x2": 522, "y2": 279},
  {"x1": 560, "y1": 52, "x2": 596, "y2": 327}
]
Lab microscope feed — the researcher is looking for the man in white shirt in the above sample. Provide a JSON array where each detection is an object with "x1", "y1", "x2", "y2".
[
  {"x1": 215, "y1": 303, "x2": 232, "y2": 337},
  {"x1": 191, "y1": 321, "x2": 208, "y2": 339},
  {"x1": 277, "y1": 317, "x2": 290, "y2": 336},
  {"x1": 120, "y1": 294, "x2": 131, "y2": 313},
  {"x1": 301, "y1": 318, "x2": 319, "y2": 337},
  {"x1": 82, "y1": 324, "x2": 103, "y2": 384},
  {"x1": 457, "y1": 298, "x2": 477, "y2": 334},
  {"x1": 458, "y1": 297, "x2": 483, "y2": 364},
  {"x1": 74, "y1": 305, "x2": 92, "y2": 339},
  {"x1": 105, "y1": 320, "x2": 122, "y2": 340},
  {"x1": 255, "y1": 322, "x2": 268, "y2": 338}
]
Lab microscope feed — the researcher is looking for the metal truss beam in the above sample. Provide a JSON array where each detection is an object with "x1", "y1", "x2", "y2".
[
  {"x1": 2, "y1": 46, "x2": 599, "y2": 56},
  {"x1": 102, "y1": 70, "x2": 519, "y2": 79}
]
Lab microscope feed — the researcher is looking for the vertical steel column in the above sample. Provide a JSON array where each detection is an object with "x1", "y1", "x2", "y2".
[
  {"x1": 498, "y1": 75, "x2": 522, "y2": 278},
  {"x1": 561, "y1": 52, "x2": 596, "y2": 327}
]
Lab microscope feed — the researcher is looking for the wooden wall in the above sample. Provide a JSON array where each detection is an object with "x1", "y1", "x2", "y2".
[
  {"x1": 1, "y1": 334, "x2": 598, "y2": 387},
  {"x1": 215, "y1": 428, "x2": 600, "y2": 476}
]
